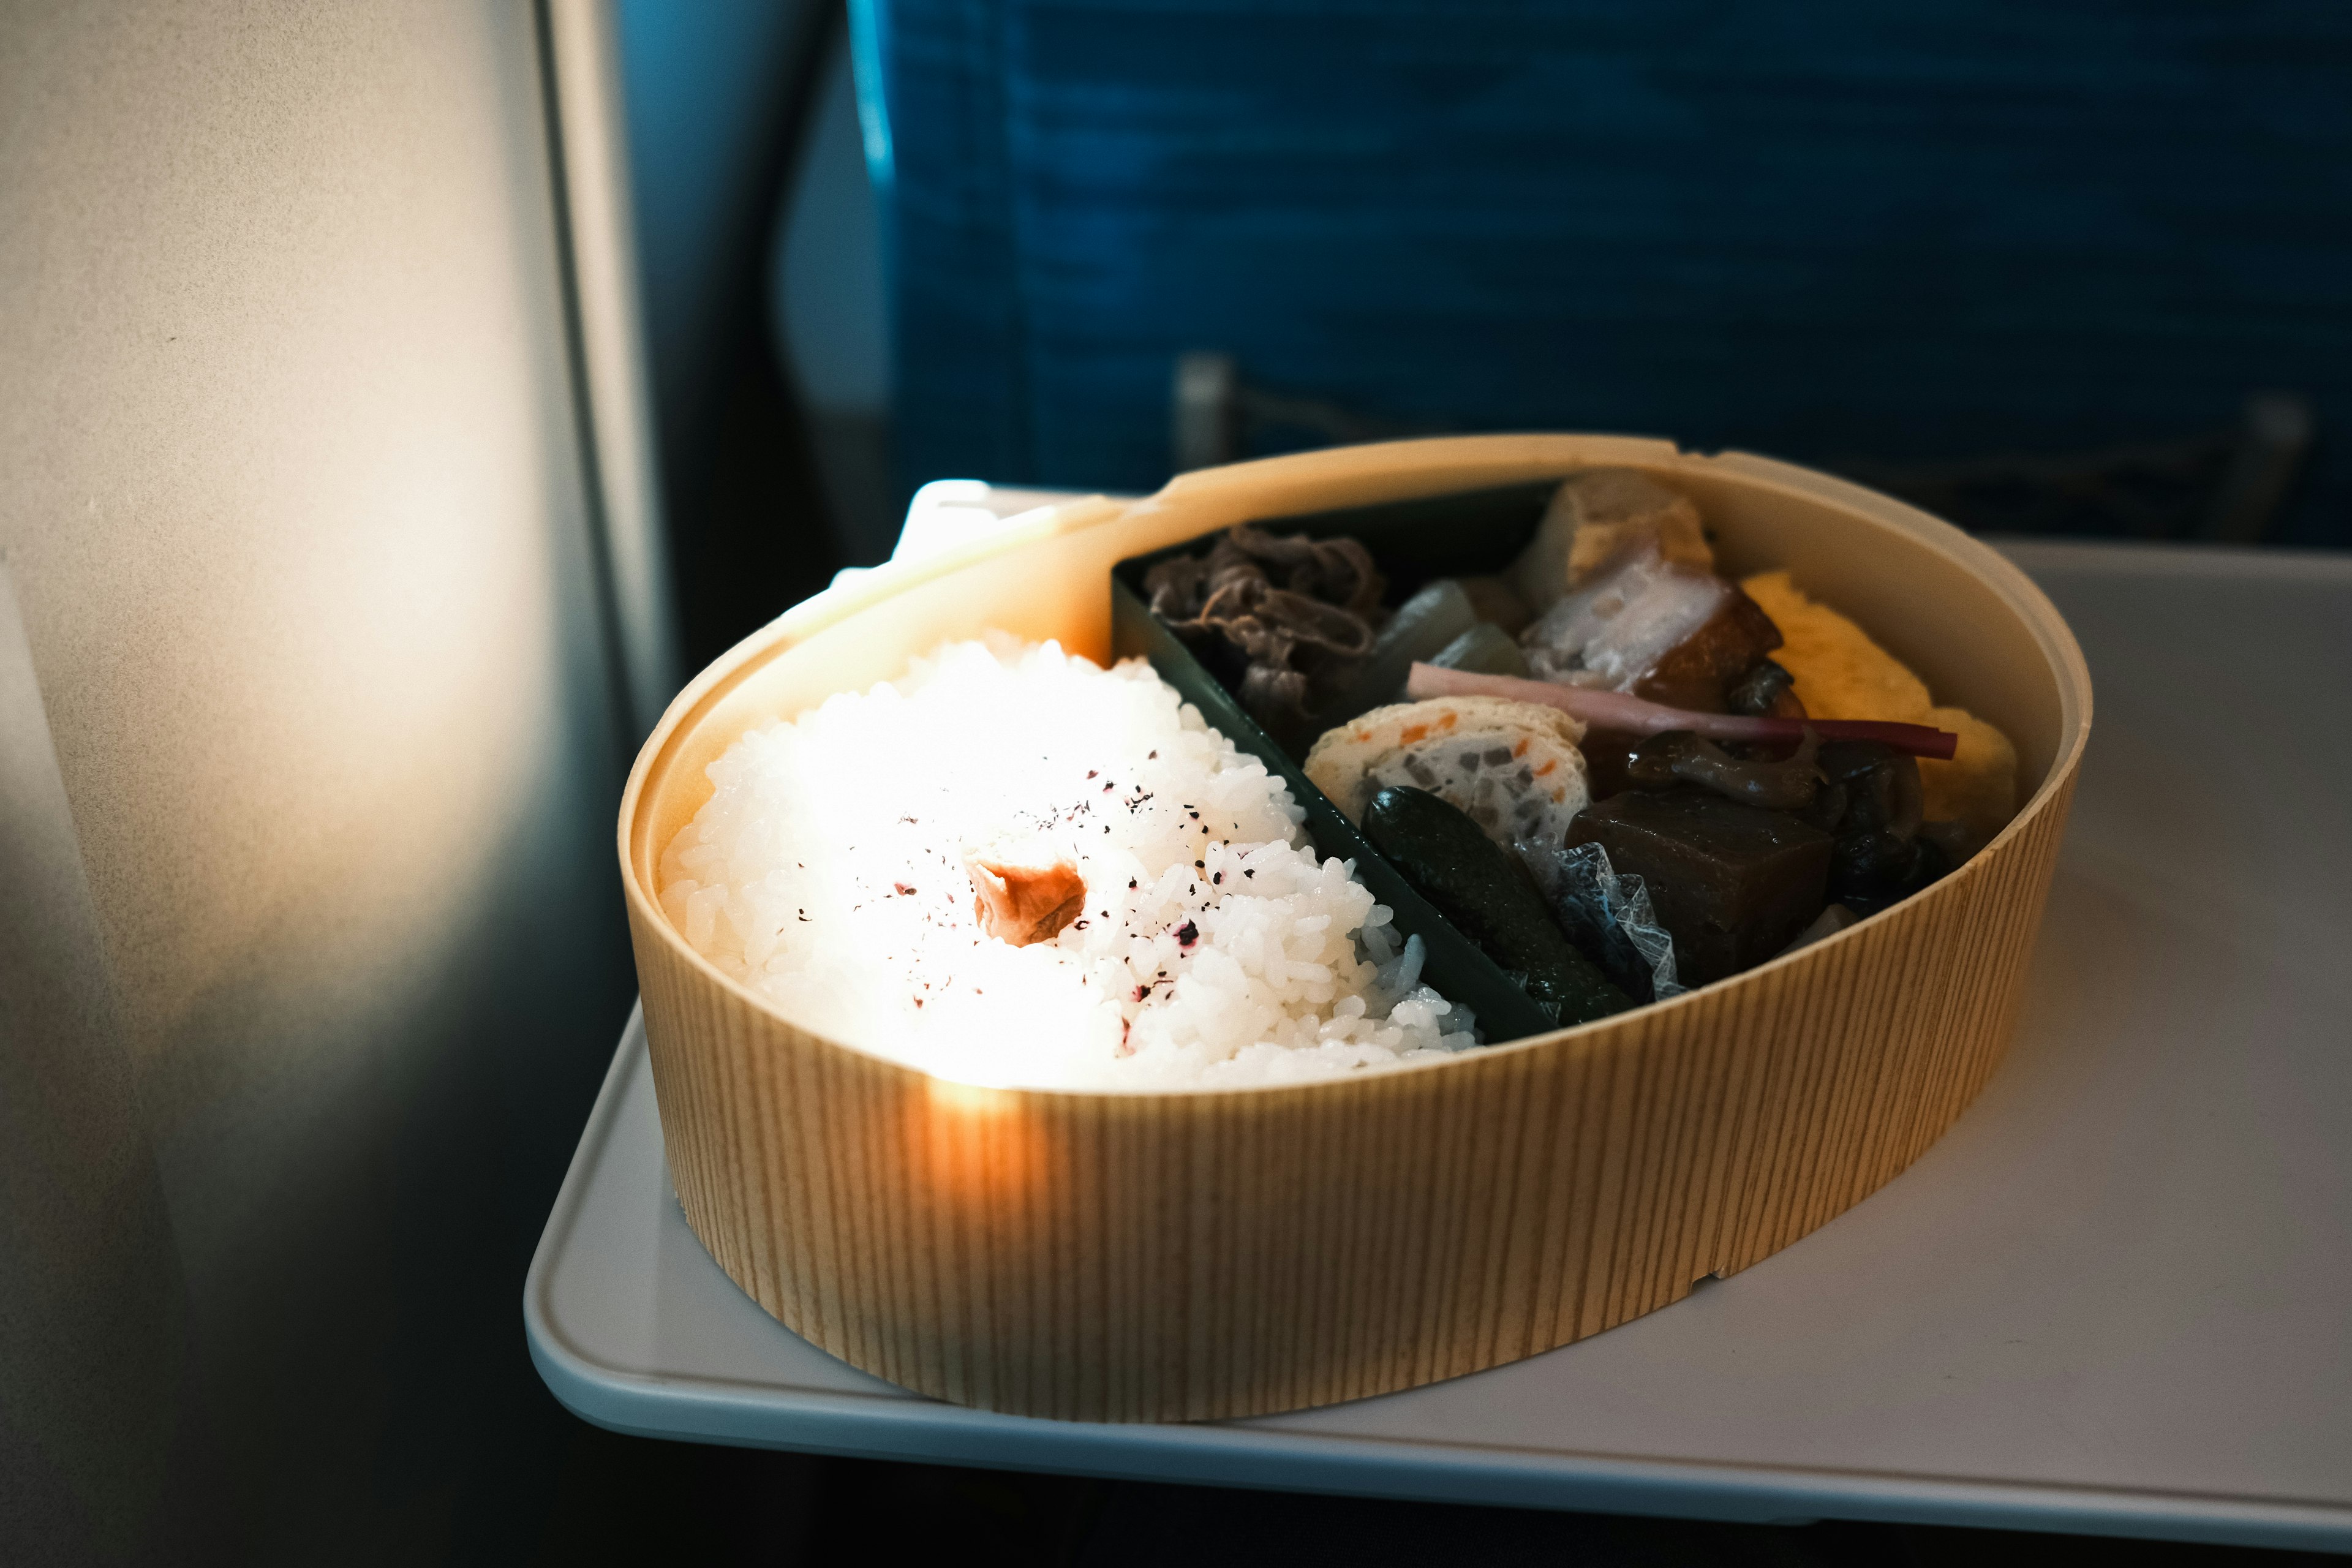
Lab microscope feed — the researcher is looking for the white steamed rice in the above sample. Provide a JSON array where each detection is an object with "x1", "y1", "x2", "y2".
[{"x1": 658, "y1": 635, "x2": 1477, "y2": 1088}]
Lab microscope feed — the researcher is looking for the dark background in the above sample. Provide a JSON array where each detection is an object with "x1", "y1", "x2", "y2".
[
  {"x1": 890, "y1": 2, "x2": 2350, "y2": 523},
  {"x1": 664, "y1": 0, "x2": 2349, "y2": 672}
]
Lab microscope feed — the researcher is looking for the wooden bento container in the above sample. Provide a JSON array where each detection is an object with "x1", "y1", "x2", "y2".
[{"x1": 618, "y1": 435, "x2": 2093, "y2": 1423}]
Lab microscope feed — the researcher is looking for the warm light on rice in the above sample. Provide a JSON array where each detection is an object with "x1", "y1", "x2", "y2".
[{"x1": 658, "y1": 635, "x2": 1477, "y2": 1088}]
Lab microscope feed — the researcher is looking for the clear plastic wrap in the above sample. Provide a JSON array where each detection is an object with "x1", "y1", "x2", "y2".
[{"x1": 1516, "y1": 840, "x2": 1685, "y2": 1005}]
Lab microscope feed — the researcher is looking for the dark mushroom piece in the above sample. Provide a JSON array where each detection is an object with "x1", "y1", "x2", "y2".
[
  {"x1": 1725, "y1": 658, "x2": 1805, "y2": 719},
  {"x1": 1804, "y1": 741, "x2": 1950, "y2": 914},
  {"x1": 1815, "y1": 739, "x2": 1924, "y2": 839},
  {"x1": 1626, "y1": 728, "x2": 1825, "y2": 812},
  {"x1": 1827, "y1": 831, "x2": 1949, "y2": 917}
]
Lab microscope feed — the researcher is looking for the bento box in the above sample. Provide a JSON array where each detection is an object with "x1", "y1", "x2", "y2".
[{"x1": 617, "y1": 434, "x2": 2092, "y2": 1423}]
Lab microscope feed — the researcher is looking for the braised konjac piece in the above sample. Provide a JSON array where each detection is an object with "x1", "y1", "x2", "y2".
[{"x1": 1567, "y1": 788, "x2": 1831, "y2": 985}]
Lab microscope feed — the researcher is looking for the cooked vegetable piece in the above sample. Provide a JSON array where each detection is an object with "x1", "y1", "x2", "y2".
[
  {"x1": 1521, "y1": 547, "x2": 1721, "y2": 687},
  {"x1": 1363, "y1": 786, "x2": 1631, "y2": 1027},
  {"x1": 1520, "y1": 545, "x2": 1784, "y2": 712},
  {"x1": 1509, "y1": 469, "x2": 1714, "y2": 611},
  {"x1": 1567, "y1": 788, "x2": 1831, "y2": 985},
  {"x1": 1429, "y1": 621, "x2": 1529, "y2": 680},
  {"x1": 1458, "y1": 575, "x2": 1534, "y2": 636},
  {"x1": 1321, "y1": 578, "x2": 1477, "y2": 725}
]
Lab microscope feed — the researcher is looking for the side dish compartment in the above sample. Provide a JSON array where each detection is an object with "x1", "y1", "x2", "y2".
[{"x1": 1114, "y1": 481, "x2": 1575, "y2": 1042}]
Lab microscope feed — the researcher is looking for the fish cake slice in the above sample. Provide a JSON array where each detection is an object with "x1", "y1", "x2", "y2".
[{"x1": 1306, "y1": 696, "x2": 1591, "y2": 849}]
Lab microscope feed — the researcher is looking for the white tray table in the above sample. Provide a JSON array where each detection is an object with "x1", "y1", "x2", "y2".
[{"x1": 527, "y1": 540, "x2": 2352, "y2": 1551}]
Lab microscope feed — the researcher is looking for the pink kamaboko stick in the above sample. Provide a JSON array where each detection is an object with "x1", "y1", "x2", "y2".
[{"x1": 1404, "y1": 664, "x2": 1961, "y2": 761}]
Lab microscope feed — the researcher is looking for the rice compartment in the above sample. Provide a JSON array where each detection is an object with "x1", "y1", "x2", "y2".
[{"x1": 658, "y1": 635, "x2": 1475, "y2": 1088}]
